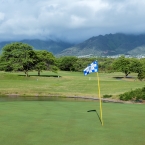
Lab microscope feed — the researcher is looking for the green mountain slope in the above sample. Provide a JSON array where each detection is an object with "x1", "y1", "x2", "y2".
[
  {"x1": 58, "y1": 33, "x2": 145, "y2": 56},
  {"x1": 0, "y1": 39, "x2": 73, "y2": 55},
  {"x1": 128, "y1": 45, "x2": 145, "y2": 55},
  {"x1": 1, "y1": 33, "x2": 145, "y2": 56}
]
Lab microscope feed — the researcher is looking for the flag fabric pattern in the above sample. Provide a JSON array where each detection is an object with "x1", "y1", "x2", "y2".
[{"x1": 83, "y1": 61, "x2": 98, "y2": 75}]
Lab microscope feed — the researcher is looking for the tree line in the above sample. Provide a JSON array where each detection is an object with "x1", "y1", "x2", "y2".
[
  {"x1": 0, "y1": 42, "x2": 145, "y2": 80},
  {"x1": 0, "y1": 42, "x2": 56, "y2": 77}
]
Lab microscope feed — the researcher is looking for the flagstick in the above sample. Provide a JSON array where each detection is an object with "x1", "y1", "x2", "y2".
[{"x1": 96, "y1": 72, "x2": 103, "y2": 126}]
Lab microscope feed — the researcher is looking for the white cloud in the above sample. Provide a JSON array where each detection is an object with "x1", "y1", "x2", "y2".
[
  {"x1": 0, "y1": 12, "x2": 5, "y2": 21},
  {"x1": 0, "y1": 0, "x2": 145, "y2": 42}
]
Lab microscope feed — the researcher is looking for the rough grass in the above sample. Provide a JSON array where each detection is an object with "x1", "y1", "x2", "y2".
[
  {"x1": 0, "y1": 71, "x2": 144, "y2": 98},
  {"x1": 0, "y1": 101, "x2": 145, "y2": 145}
]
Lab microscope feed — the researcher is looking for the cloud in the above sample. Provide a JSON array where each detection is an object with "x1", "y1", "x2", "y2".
[
  {"x1": 0, "y1": 0, "x2": 145, "y2": 42},
  {"x1": 0, "y1": 12, "x2": 5, "y2": 21}
]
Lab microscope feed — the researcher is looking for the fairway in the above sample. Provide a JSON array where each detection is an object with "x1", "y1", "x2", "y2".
[
  {"x1": 0, "y1": 71, "x2": 144, "y2": 98},
  {"x1": 0, "y1": 101, "x2": 145, "y2": 145}
]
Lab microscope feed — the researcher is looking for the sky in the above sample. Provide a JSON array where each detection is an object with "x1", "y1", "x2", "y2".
[{"x1": 0, "y1": 0, "x2": 145, "y2": 43}]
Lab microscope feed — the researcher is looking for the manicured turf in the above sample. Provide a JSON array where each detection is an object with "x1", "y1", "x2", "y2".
[{"x1": 0, "y1": 101, "x2": 145, "y2": 145}]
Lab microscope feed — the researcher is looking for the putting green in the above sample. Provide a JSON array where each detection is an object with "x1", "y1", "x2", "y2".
[{"x1": 0, "y1": 101, "x2": 144, "y2": 145}]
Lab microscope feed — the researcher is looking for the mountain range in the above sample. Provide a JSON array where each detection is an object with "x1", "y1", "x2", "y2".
[
  {"x1": 59, "y1": 33, "x2": 145, "y2": 56},
  {"x1": 1, "y1": 33, "x2": 145, "y2": 56},
  {"x1": 0, "y1": 39, "x2": 73, "y2": 55}
]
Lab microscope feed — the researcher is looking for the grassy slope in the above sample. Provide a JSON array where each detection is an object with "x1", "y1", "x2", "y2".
[
  {"x1": 0, "y1": 71, "x2": 144, "y2": 97},
  {"x1": 0, "y1": 101, "x2": 145, "y2": 145}
]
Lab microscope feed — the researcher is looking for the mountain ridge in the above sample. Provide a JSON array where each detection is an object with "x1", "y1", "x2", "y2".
[
  {"x1": 0, "y1": 39, "x2": 74, "y2": 55},
  {"x1": 58, "y1": 33, "x2": 145, "y2": 56},
  {"x1": 1, "y1": 33, "x2": 145, "y2": 56}
]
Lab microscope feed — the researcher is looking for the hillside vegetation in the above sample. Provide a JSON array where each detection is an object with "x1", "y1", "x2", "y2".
[
  {"x1": 0, "y1": 39, "x2": 73, "y2": 55},
  {"x1": 58, "y1": 33, "x2": 145, "y2": 56},
  {"x1": 1, "y1": 33, "x2": 145, "y2": 56}
]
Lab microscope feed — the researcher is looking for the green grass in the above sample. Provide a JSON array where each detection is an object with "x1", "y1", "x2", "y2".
[
  {"x1": 0, "y1": 101, "x2": 145, "y2": 145},
  {"x1": 0, "y1": 71, "x2": 144, "y2": 97}
]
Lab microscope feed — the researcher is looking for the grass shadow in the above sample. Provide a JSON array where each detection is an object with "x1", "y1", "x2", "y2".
[
  {"x1": 18, "y1": 75, "x2": 62, "y2": 78},
  {"x1": 87, "y1": 110, "x2": 102, "y2": 125},
  {"x1": 113, "y1": 76, "x2": 134, "y2": 80},
  {"x1": 113, "y1": 77, "x2": 124, "y2": 80}
]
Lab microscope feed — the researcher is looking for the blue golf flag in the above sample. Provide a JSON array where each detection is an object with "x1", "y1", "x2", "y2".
[{"x1": 83, "y1": 61, "x2": 98, "y2": 75}]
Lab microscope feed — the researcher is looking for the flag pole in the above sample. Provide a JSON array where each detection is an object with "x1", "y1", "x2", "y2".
[{"x1": 96, "y1": 72, "x2": 103, "y2": 126}]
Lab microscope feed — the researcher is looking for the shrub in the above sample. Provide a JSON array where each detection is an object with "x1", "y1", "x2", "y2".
[
  {"x1": 119, "y1": 87, "x2": 145, "y2": 101},
  {"x1": 103, "y1": 94, "x2": 112, "y2": 98}
]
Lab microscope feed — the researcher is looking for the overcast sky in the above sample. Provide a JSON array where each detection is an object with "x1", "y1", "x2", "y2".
[{"x1": 0, "y1": 0, "x2": 145, "y2": 43}]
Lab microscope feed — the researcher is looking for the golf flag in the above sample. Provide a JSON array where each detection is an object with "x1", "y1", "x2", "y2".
[
  {"x1": 83, "y1": 61, "x2": 98, "y2": 75},
  {"x1": 83, "y1": 60, "x2": 103, "y2": 126}
]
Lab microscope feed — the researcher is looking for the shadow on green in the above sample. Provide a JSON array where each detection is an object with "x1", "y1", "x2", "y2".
[{"x1": 87, "y1": 109, "x2": 102, "y2": 125}]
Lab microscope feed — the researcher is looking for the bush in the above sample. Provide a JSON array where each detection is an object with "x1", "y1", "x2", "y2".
[
  {"x1": 103, "y1": 94, "x2": 112, "y2": 98},
  {"x1": 119, "y1": 87, "x2": 145, "y2": 101}
]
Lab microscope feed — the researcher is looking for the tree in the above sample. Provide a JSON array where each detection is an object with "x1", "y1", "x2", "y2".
[
  {"x1": 130, "y1": 58, "x2": 143, "y2": 73},
  {"x1": 98, "y1": 58, "x2": 114, "y2": 72},
  {"x1": 113, "y1": 56, "x2": 145, "y2": 80},
  {"x1": 138, "y1": 71, "x2": 145, "y2": 81},
  {"x1": 57, "y1": 56, "x2": 78, "y2": 71},
  {"x1": 0, "y1": 42, "x2": 36, "y2": 77},
  {"x1": 35, "y1": 50, "x2": 56, "y2": 76},
  {"x1": 112, "y1": 56, "x2": 131, "y2": 77},
  {"x1": 130, "y1": 58, "x2": 145, "y2": 80},
  {"x1": 136, "y1": 58, "x2": 145, "y2": 80}
]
